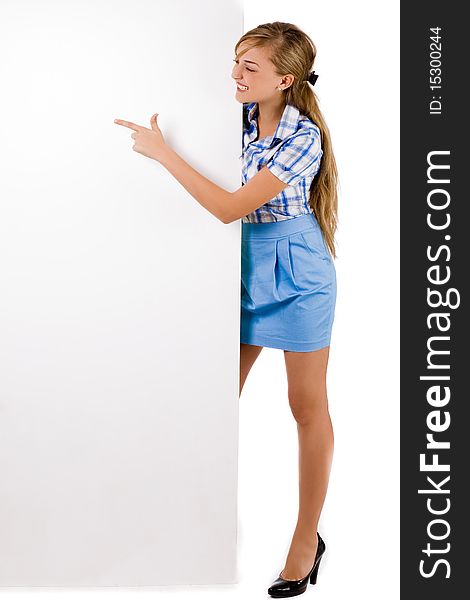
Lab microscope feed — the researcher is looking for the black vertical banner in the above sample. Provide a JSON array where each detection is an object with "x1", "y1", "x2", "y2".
[{"x1": 401, "y1": 2, "x2": 468, "y2": 598}]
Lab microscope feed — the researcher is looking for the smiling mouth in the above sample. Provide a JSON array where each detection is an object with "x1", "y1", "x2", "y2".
[{"x1": 237, "y1": 83, "x2": 249, "y2": 91}]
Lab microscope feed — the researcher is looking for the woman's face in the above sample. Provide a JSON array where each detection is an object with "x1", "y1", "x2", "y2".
[{"x1": 232, "y1": 42, "x2": 292, "y2": 103}]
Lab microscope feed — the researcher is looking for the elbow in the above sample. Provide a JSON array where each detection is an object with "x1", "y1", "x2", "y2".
[
  {"x1": 221, "y1": 194, "x2": 244, "y2": 224},
  {"x1": 220, "y1": 204, "x2": 237, "y2": 224},
  {"x1": 218, "y1": 212, "x2": 230, "y2": 224},
  {"x1": 222, "y1": 212, "x2": 240, "y2": 225},
  {"x1": 220, "y1": 193, "x2": 242, "y2": 224}
]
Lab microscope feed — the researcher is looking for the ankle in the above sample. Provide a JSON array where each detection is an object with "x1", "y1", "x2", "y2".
[{"x1": 294, "y1": 524, "x2": 318, "y2": 540}]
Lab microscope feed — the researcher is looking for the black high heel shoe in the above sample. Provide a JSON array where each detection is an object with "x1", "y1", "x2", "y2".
[{"x1": 267, "y1": 532, "x2": 326, "y2": 598}]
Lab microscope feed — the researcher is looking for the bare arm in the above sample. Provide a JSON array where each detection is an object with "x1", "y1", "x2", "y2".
[
  {"x1": 160, "y1": 145, "x2": 289, "y2": 224},
  {"x1": 114, "y1": 114, "x2": 288, "y2": 224}
]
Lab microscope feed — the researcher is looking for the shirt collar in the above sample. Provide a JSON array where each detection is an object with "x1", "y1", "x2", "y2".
[{"x1": 245, "y1": 101, "x2": 300, "y2": 146}]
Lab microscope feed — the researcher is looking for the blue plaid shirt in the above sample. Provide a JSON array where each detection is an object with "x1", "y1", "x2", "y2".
[{"x1": 240, "y1": 101, "x2": 323, "y2": 223}]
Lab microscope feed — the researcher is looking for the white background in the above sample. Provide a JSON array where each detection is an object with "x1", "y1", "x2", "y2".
[
  {"x1": 0, "y1": 0, "x2": 400, "y2": 598},
  {"x1": 238, "y1": 2, "x2": 400, "y2": 600}
]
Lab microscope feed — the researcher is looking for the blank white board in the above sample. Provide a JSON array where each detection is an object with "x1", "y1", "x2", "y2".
[{"x1": 0, "y1": 0, "x2": 243, "y2": 586}]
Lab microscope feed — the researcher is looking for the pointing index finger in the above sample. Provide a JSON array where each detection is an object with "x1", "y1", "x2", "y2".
[{"x1": 114, "y1": 119, "x2": 141, "y2": 131}]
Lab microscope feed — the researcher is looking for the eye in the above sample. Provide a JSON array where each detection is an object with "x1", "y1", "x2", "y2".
[{"x1": 233, "y1": 59, "x2": 255, "y2": 72}]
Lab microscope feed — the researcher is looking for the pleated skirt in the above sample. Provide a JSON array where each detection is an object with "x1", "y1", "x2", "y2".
[{"x1": 240, "y1": 213, "x2": 336, "y2": 352}]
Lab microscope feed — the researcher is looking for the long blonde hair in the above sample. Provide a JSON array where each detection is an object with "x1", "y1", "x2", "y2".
[{"x1": 235, "y1": 22, "x2": 339, "y2": 259}]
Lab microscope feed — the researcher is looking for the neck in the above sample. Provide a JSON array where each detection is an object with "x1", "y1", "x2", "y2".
[{"x1": 256, "y1": 98, "x2": 286, "y2": 127}]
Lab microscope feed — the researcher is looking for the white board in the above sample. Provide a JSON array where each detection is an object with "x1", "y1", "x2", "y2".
[{"x1": 0, "y1": 0, "x2": 243, "y2": 586}]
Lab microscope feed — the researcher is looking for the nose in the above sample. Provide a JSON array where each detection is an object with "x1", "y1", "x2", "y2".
[{"x1": 232, "y1": 64, "x2": 242, "y2": 79}]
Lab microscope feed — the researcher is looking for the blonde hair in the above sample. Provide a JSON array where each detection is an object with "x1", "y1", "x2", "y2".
[{"x1": 235, "y1": 22, "x2": 339, "y2": 259}]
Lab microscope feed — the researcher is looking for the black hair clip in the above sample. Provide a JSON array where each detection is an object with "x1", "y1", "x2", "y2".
[{"x1": 307, "y1": 70, "x2": 319, "y2": 86}]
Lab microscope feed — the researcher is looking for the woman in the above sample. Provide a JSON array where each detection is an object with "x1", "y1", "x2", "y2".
[{"x1": 115, "y1": 21, "x2": 338, "y2": 599}]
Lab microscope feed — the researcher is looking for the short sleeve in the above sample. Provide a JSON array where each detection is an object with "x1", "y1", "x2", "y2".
[{"x1": 266, "y1": 126, "x2": 323, "y2": 187}]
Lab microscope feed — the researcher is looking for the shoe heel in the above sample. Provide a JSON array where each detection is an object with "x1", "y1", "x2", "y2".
[{"x1": 309, "y1": 555, "x2": 322, "y2": 585}]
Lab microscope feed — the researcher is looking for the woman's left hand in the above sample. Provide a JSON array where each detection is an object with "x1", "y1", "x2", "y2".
[{"x1": 114, "y1": 113, "x2": 166, "y2": 162}]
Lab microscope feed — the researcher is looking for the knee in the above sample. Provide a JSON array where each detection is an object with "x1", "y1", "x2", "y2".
[{"x1": 288, "y1": 387, "x2": 329, "y2": 425}]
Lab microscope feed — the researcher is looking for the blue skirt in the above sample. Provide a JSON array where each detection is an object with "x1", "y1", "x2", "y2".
[{"x1": 240, "y1": 213, "x2": 336, "y2": 352}]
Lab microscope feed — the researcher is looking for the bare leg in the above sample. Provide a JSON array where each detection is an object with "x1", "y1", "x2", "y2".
[
  {"x1": 239, "y1": 343, "x2": 263, "y2": 396},
  {"x1": 279, "y1": 345, "x2": 334, "y2": 580}
]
